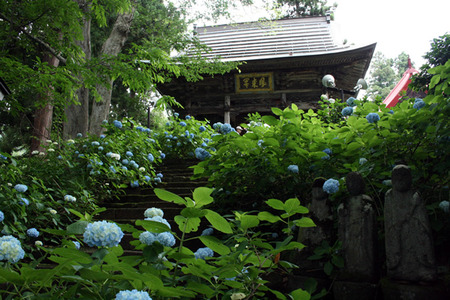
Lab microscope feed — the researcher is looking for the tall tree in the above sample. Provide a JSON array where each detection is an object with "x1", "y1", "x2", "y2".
[
  {"x1": 366, "y1": 51, "x2": 412, "y2": 100},
  {"x1": 0, "y1": 0, "x2": 241, "y2": 147},
  {"x1": 273, "y1": 0, "x2": 337, "y2": 18}
]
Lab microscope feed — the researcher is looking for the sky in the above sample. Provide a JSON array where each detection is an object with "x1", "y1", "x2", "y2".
[{"x1": 198, "y1": 0, "x2": 450, "y2": 68}]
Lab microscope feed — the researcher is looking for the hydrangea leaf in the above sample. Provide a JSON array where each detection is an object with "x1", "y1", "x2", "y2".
[
  {"x1": 290, "y1": 288, "x2": 311, "y2": 300},
  {"x1": 257, "y1": 211, "x2": 281, "y2": 223},
  {"x1": 265, "y1": 199, "x2": 284, "y2": 210},
  {"x1": 239, "y1": 215, "x2": 259, "y2": 230},
  {"x1": 204, "y1": 209, "x2": 232, "y2": 234},
  {"x1": 192, "y1": 187, "x2": 214, "y2": 208},
  {"x1": 295, "y1": 217, "x2": 316, "y2": 228},
  {"x1": 174, "y1": 215, "x2": 200, "y2": 233},
  {"x1": 136, "y1": 220, "x2": 171, "y2": 233},
  {"x1": 181, "y1": 207, "x2": 207, "y2": 218},
  {"x1": 199, "y1": 236, "x2": 230, "y2": 255},
  {"x1": 154, "y1": 188, "x2": 186, "y2": 205},
  {"x1": 271, "y1": 107, "x2": 283, "y2": 116},
  {"x1": 66, "y1": 220, "x2": 89, "y2": 235}
]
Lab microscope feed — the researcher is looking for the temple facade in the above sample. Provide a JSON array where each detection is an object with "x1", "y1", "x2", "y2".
[{"x1": 157, "y1": 16, "x2": 376, "y2": 126}]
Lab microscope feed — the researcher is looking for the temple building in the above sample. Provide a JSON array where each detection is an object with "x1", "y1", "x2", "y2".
[{"x1": 157, "y1": 16, "x2": 376, "y2": 126}]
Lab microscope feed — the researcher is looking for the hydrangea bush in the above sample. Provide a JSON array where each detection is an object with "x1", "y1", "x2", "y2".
[{"x1": 0, "y1": 187, "x2": 313, "y2": 299}]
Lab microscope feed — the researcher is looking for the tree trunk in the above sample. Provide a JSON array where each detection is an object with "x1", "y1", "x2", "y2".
[
  {"x1": 89, "y1": 11, "x2": 134, "y2": 136},
  {"x1": 30, "y1": 54, "x2": 60, "y2": 152},
  {"x1": 63, "y1": 1, "x2": 91, "y2": 139}
]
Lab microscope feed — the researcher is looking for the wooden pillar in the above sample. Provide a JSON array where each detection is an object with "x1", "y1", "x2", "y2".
[{"x1": 224, "y1": 95, "x2": 230, "y2": 124}]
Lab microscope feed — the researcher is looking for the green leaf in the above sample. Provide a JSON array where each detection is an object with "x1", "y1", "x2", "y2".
[
  {"x1": 205, "y1": 209, "x2": 232, "y2": 234},
  {"x1": 346, "y1": 142, "x2": 361, "y2": 152},
  {"x1": 66, "y1": 220, "x2": 88, "y2": 235},
  {"x1": 290, "y1": 288, "x2": 311, "y2": 300},
  {"x1": 199, "y1": 236, "x2": 230, "y2": 255},
  {"x1": 258, "y1": 211, "x2": 281, "y2": 223},
  {"x1": 135, "y1": 219, "x2": 171, "y2": 233},
  {"x1": 284, "y1": 198, "x2": 300, "y2": 214},
  {"x1": 181, "y1": 207, "x2": 207, "y2": 218},
  {"x1": 266, "y1": 199, "x2": 285, "y2": 210},
  {"x1": 51, "y1": 248, "x2": 93, "y2": 264},
  {"x1": 240, "y1": 215, "x2": 260, "y2": 229},
  {"x1": 295, "y1": 217, "x2": 316, "y2": 228},
  {"x1": 154, "y1": 188, "x2": 186, "y2": 205},
  {"x1": 262, "y1": 115, "x2": 278, "y2": 126},
  {"x1": 174, "y1": 215, "x2": 200, "y2": 233},
  {"x1": 331, "y1": 255, "x2": 344, "y2": 268},
  {"x1": 272, "y1": 107, "x2": 283, "y2": 116},
  {"x1": 324, "y1": 261, "x2": 333, "y2": 275},
  {"x1": 192, "y1": 187, "x2": 214, "y2": 207}
]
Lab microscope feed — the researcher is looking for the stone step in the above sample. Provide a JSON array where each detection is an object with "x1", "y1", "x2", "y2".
[{"x1": 100, "y1": 206, "x2": 182, "y2": 220}]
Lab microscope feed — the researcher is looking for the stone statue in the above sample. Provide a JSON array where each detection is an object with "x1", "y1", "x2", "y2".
[
  {"x1": 300, "y1": 178, "x2": 333, "y2": 247},
  {"x1": 384, "y1": 165, "x2": 437, "y2": 282},
  {"x1": 338, "y1": 172, "x2": 377, "y2": 282}
]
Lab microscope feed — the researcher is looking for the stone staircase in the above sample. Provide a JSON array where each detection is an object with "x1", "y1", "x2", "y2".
[{"x1": 98, "y1": 159, "x2": 209, "y2": 252}]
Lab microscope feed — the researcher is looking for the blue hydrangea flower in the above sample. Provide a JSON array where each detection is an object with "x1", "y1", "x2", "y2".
[
  {"x1": 341, "y1": 106, "x2": 353, "y2": 117},
  {"x1": 154, "y1": 177, "x2": 161, "y2": 183},
  {"x1": 0, "y1": 154, "x2": 7, "y2": 160},
  {"x1": 19, "y1": 198, "x2": 29, "y2": 206},
  {"x1": 130, "y1": 161, "x2": 139, "y2": 169},
  {"x1": 323, "y1": 148, "x2": 332, "y2": 155},
  {"x1": 173, "y1": 112, "x2": 179, "y2": 118},
  {"x1": 213, "y1": 122, "x2": 223, "y2": 130},
  {"x1": 145, "y1": 216, "x2": 171, "y2": 229},
  {"x1": 195, "y1": 148, "x2": 211, "y2": 160},
  {"x1": 160, "y1": 153, "x2": 166, "y2": 159},
  {"x1": 115, "y1": 290, "x2": 152, "y2": 300},
  {"x1": 98, "y1": 146, "x2": 104, "y2": 151},
  {"x1": 359, "y1": 158, "x2": 368, "y2": 165},
  {"x1": 113, "y1": 120, "x2": 123, "y2": 129},
  {"x1": 156, "y1": 232, "x2": 176, "y2": 247},
  {"x1": 346, "y1": 97, "x2": 357, "y2": 107},
  {"x1": 100, "y1": 134, "x2": 106, "y2": 138},
  {"x1": 144, "y1": 175, "x2": 151, "y2": 182},
  {"x1": 122, "y1": 159, "x2": 129, "y2": 165},
  {"x1": 382, "y1": 179, "x2": 392, "y2": 186},
  {"x1": 185, "y1": 115, "x2": 191, "y2": 120},
  {"x1": 220, "y1": 123, "x2": 233, "y2": 134},
  {"x1": 366, "y1": 113, "x2": 380, "y2": 123},
  {"x1": 144, "y1": 208, "x2": 164, "y2": 218},
  {"x1": 0, "y1": 235, "x2": 25, "y2": 263},
  {"x1": 130, "y1": 181, "x2": 139, "y2": 188},
  {"x1": 323, "y1": 178, "x2": 339, "y2": 194},
  {"x1": 0, "y1": 211, "x2": 4, "y2": 222},
  {"x1": 413, "y1": 98, "x2": 425, "y2": 110},
  {"x1": 321, "y1": 154, "x2": 330, "y2": 160},
  {"x1": 156, "y1": 173, "x2": 163, "y2": 178},
  {"x1": 179, "y1": 121, "x2": 187, "y2": 127},
  {"x1": 91, "y1": 141, "x2": 100, "y2": 146},
  {"x1": 126, "y1": 151, "x2": 133, "y2": 157},
  {"x1": 14, "y1": 184, "x2": 28, "y2": 193},
  {"x1": 83, "y1": 221, "x2": 124, "y2": 248},
  {"x1": 439, "y1": 201, "x2": 449, "y2": 213},
  {"x1": 139, "y1": 231, "x2": 156, "y2": 245},
  {"x1": 122, "y1": 166, "x2": 128, "y2": 171},
  {"x1": 64, "y1": 195, "x2": 76, "y2": 202},
  {"x1": 194, "y1": 247, "x2": 214, "y2": 259},
  {"x1": 73, "y1": 241, "x2": 81, "y2": 249},
  {"x1": 287, "y1": 165, "x2": 299, "y2": 174},
  {"x1": 199, "y1": 125, "x2": 206, "y2": 132},
  {"x1": 77, "y1": 133, "x2": 83, "y2": 138},
  {"x1": 201, "y1": 228, "x2": 214, "y2": 236},
  {"x1": 388, "y1": 110, "x2": 394, "y2": 114},
  {"x1": 109, "y1": 166, "x2": 117, "y2": 173},
  {"x1": 27, "y1": 228, "x2": 39, "y2": 238}
]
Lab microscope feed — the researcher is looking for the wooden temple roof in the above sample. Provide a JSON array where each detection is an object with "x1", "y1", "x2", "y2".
[
  {"x1": 193, "y1": 16, "x2": 349, "y2": 61},
  {"x1": 157, "y1": 17, "x2": 376, "y2": 125}
]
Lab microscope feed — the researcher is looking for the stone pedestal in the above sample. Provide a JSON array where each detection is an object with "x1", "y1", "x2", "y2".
[{"x1": 333, "y1": 280, "x2": 379, "y2": 300}]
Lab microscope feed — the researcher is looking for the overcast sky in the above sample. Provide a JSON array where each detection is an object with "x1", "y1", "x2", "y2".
[{"x1": 200, "y1": 0, "x2": 449, "y2": 68}]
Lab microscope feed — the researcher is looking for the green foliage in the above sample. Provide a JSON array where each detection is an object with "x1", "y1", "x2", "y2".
[
  {"x1": 411, "y1": 33, "x2": 450, "y2": 92},
  {"x1": 273, "y1": 0, "x2": 337, "y2": 18},
  {"x1": 0, "y1": 187, "x2": 312, "y2": 299}
]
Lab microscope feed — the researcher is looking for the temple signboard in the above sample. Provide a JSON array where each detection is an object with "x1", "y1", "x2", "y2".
[{"x1": 235, "y1": 72, "x2": 273, "y2": 93}]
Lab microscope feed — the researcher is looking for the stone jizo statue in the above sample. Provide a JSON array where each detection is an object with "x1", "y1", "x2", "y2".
[{"x1": 384, "y1": 165, "x2": 437, "y2": 282}]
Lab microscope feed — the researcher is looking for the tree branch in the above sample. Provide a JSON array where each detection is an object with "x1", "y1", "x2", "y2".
[{"x1": 0, "y1": 11, "x2": 67, "y2": 64}]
